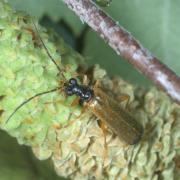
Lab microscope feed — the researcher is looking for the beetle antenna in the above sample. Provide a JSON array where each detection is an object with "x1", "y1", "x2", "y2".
[
  {"x1": 6, "y1": 87, "x2": 60, "y2": 124},
  {"x1": 32, "y1": 20, "x2": 66, "y2": 81}
]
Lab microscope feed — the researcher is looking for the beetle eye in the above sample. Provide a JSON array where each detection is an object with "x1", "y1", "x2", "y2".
[
  {"x1": 65, "y1": 87, "x2": 73, "y2": 95},
  {"x1": 69, "y1": 78, "x2": 77, "y2": 85}
]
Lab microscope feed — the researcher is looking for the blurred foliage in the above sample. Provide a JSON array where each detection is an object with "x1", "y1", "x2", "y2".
[
  {"x1": 0, "y1": 131, "x2": 62, "y2": 180},
  {"x1": 92, "y1": 0, "x2": 112, "y2": 7},
  {"x1": 8, "y1": 0, "x2": 84, "y2": 35},
  {"x1": 8, "y1": 0, "x2": 180, "y2": 85}
]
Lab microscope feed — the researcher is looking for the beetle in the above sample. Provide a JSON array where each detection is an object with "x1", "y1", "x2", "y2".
[
  {"x1": 6, "y1": 20, "x2": 143, "y2": 145},
  {"x1": 64, "y1": 77, "x2": 143, "y2": 145}
]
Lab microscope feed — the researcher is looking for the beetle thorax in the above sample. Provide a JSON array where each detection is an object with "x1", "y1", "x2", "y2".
[{"x1": 65, "y1": 78, "x2": 94, "y2": 104}]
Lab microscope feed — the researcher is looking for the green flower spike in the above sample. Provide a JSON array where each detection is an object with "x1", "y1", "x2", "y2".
[{"x1": 0, "y1": 1, "x2": 179, "y2": 179}]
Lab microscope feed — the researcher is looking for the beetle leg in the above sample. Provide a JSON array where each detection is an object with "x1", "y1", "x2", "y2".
[
  {"x1": 71, "y1": 97, "x2": 80, "y2": 107},
  {"x1": 82, "y1": 75, "x2": 90, "y2": 86},
  {"x1": 94, "y1": 80, "x2": 102, "y2": 89},
  {"x1": 0, "y1": 109, "x2": 4, "y2": 117},
  {"x1": 118, "y1": 94, "x2": 130, "y2": 109}
]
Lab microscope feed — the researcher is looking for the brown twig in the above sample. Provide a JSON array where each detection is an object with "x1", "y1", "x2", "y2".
[{"x1": 62, "y1": 0, "x2": 180, "y2": 105}]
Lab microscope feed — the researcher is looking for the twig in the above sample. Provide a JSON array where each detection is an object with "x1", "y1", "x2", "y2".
[{"x1": 62, "y1": 0, "x2": 180, "y2": 105}]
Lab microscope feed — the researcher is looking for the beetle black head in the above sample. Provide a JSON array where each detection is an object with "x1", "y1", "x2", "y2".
[
  {"x1": 69, "y1": 78, "x2": 77, "y2": 85},
  {"x1": 64, "y1": 78, "x2": 94, "y2": 104},
  {"x1": 64, "y1": 78, "x2": 77, "y2": 96}
]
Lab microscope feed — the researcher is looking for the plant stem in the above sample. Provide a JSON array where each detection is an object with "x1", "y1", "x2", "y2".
[{"x1": 62, "y1": 0, "x2": 180, "y2": 105}]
